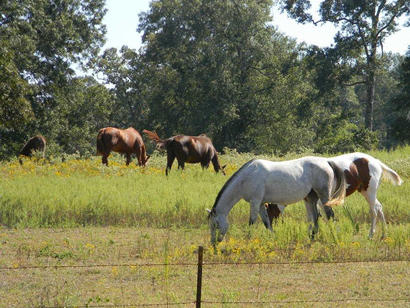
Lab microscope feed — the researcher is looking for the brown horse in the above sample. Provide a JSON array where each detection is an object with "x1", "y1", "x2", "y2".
[
  {"x1": 143, "y1": 130, "x2": 225, "y2": 176},
  {"x1": 96, "y1": 127, "x2": 150, "y2": 166},
  {"x1": 19, "y1": 135, "x2": 46, "y2": 164}
]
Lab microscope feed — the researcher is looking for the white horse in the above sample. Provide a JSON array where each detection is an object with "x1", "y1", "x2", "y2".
[
  {"x1": 207, "y1": 157, "x2": 346, "y2": 245},
  {"x1": 266, "y1": 152, "x2": 403, "y2": 239}
]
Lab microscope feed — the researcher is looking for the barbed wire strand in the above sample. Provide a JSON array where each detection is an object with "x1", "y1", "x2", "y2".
[
  {"x1": 41, "y1": 297, "x2": 410, "y2": 308},
  {"x1": 44, "y1": 302, "x2": 196, "y2": 308},
  {"x1": 201, "y1": 298, "x2": 410, "y2": 304},
  {"x1": 0, "y1": 258, "x2": 408, "y2": 271},
  {"x1": 203, "y1": 259, "x2": 409, "y2": 265}
]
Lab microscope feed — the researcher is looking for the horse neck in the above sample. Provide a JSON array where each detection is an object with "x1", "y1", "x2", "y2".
[
  {"x1": 213, "y1": 180, "x2": 242, "y2": 217},
  {"x1": 211, "y1": 153, "x2": 221, "y2": 169}
]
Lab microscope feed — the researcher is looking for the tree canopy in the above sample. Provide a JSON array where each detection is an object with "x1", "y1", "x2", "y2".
[
  {"x1": 279, "y1": 0, "x2": 410, "y2": 130},
  {"x1": 0, "y1": 0, "x2": 408, "y2": 159}
]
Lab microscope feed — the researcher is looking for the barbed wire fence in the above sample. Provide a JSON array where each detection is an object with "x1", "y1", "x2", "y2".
[{"x1": 1, "y1": 246, "x2": 409, "y2": 307}]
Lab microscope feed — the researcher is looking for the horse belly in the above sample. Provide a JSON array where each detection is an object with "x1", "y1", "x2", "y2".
[
  {"x1": 112, "y1": 142, "x2": 131, "y2": 154},
  {"x1": 186, "y1": 156, "x2": 201, "y2": 163},
  {"x1": 263, "y1": 182, "x2": 310, "y2": 205},
  {"x1": 184, "y1": 148, "x2": 202, "y2": 163}
]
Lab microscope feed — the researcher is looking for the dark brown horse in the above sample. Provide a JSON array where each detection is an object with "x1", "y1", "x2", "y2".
[
  {"x1": 96, "y1": 127, "x2": 150, "y2": 166},
  {"x1": 143, "y1": 130, "x2": 225, "y2": 176},
  {"x1": 19, "y1": 135, "x2": 47, "y2": 164}
]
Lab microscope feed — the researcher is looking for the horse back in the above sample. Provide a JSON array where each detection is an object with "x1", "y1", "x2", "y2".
[
  {"x1": 20, "y1": 135, "x2": 46, "y2": 157},
  {"x1": 97, "y1": 127, "x2": 144, "y2": 154},
  {"x1": 331, "y1": 153, "x2": 382, "y2": 196},
  {"x1": 172, "y1": 135, "x2": 215, "y2": 163}
]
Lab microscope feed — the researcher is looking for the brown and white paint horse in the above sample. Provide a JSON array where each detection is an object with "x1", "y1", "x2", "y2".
[
  {"x1": 266, "y1": 153, "x2": 403, "y2": 238},
  {"x1": 143, "y1": 130, "x2": 225, "y2": 176},
  {"x1": 96, "y1": 127, "x2": 150, "y2": 166},
  {"x1": 19, "y1": 135, "x2": 47, "y2": 165}
]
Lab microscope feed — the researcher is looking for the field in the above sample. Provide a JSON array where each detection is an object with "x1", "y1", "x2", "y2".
[{"x1": 0, "y1": 148, "x2": 409, "y2": 307}]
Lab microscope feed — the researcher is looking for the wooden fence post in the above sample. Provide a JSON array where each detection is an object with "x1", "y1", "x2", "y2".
[{"x1": 196, "y1": 246, "x2": 204, "y2": 308}]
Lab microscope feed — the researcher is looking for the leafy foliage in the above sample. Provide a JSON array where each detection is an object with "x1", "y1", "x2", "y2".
[
  {"x1": 0, "y1": 0, "x2": 107, "y2": 156},
  {"x1": 279, "y1": 0, "x2": 410, "y2": 130},
  {"x1": 0, "y1": 0, "x2": 408, "y2": 159},
  {"x1": 389, "y1": 49, "x2": 410, "y2": 144}
]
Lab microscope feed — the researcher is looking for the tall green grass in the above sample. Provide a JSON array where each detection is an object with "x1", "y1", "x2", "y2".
[{"x1": 1, "y1": 147, "x2": 409, "y2": 231}]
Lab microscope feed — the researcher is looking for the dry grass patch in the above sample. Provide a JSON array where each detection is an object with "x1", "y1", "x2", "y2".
[{"x1": 0, "y1": 227, "x2": 408, "y2": 307}]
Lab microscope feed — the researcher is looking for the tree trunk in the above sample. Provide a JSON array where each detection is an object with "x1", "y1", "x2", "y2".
[
  {"x1": 365, "y1": 31, "x2": 378, "y2": 131},
  {"x1": 365, "y1": 69, "x2": 376, "y2": 131}
]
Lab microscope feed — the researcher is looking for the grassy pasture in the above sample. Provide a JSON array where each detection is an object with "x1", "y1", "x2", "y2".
[{"x1": 0, "y1": 148, "x2": 409, "y2": 307}]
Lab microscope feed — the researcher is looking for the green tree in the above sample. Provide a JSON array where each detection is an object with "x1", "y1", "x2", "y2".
[
  {"x1": 48, "y1": 77, "x2": 114, "y2": 156},
  {"x1": 137, "y1": 0, "x2": 313, "y2": 152},
  {"x1": 279, "y1": 0, "x2": 410, "y2": 131},
  {"x1": 354, "y1": 52, "x2": 403, "y2": 144},
  {"x1": 0, "y1": 39, "x2": 33, "y2": 131},
  {"x1": 96, "y1": 47, "x2": 152, "y2": 130},
  {"x1": 304, "y1": 47, "x2": 402, "y2": 152},
  {"x1": 389, "y1": 49, "x2": 410, "y2": 144},
  {"x1": 0, "y1": 0, "x2": 107, "y2": 157}
]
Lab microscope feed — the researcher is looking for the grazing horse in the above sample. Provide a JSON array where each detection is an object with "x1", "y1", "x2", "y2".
[
  {"x1": 207, "y1": 157, "x2": 346, "y2": 245},
  {"x1": 19, "y1": 135, "x2": 46, "y2": 164},
  {"x1": 143, "y1": 130, "x2": 225, "y2": 176},
  {"x1": 96, "y1": 127, "x2": 150, "y2": 166},
  {"x1": 266, "y1": 152, "x2": 403, "y2": 238}
]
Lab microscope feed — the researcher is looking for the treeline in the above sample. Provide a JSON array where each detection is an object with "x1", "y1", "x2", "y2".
[{"x1": 1, "y1": 0, "x2": 409, "y2": 159}]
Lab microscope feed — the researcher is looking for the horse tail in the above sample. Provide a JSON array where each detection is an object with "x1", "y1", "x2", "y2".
[
  {"x1": 379, "y1": 160, "x2": 403, "y2": 186},
  {"x1": 326, "y1": 161, "x2": 346, "y2": 206},
  {"x1": 96, "y1": 129, "x2": 106, "y2": 155}
]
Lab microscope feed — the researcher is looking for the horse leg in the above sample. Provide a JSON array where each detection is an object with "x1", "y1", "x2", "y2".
[
  {"x1": 102, "y1": 153, "x2": 109, "y2": 166},
  {"x1": 201, "y1": 160, "x2": 210, "y2": 170},
  {"x1": 166, "y1": 152, "x2": 175, "y2": 176},
  {"x1": 361, "y1": 182, "x2": 384, "y2": 239},
  {"x1": 317, "y1": 200, "x2": 335, "y2": 221},
  {"x1": 135, "y1": 147, "x2": 142, "y2": 166},
  {"x1": 249, "y1": 198, "x2": 267, "y2": 228},
  {"x1": 248, "y1": 201, "x2": 259, "y2": 226},
  {"x1": 177, "y1": 159, "x2": 185, "y2": 171},
  {"x1": 258, "y1": 203, "x2": 273, "y2": 231},
  {"x1": 266, "y1": 203, "x2": 283, "y2": 226},
  {"x1": 323, "y1": 205, "x2": 335, "y2": 220},
  {"x1": 125, "y1": 154, "x2": 131, "y2": 166},
  {"x1": 305, "y1": 190, "x2": 319, "y2": 239},
  {"x1": 375, "y1": 199, "x2": 386, "y2": 239}
]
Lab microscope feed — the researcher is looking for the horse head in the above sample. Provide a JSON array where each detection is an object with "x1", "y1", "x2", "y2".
[
  {"x1": 206, "y1": 208, "x2": 228, "y2": 245},
  {"x1": 155, "y1": 141, "x2": 167, "y2": 151}
]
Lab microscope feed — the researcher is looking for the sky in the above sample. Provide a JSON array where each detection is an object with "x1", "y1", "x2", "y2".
[{"x1": 103, "y1": 0, "x2": 410, "y2": 54}]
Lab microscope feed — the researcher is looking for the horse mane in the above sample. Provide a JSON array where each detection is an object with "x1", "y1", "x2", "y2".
[
  {"x1": 209, "y1": 159, "x2": 256, "y2": 217},
  {"x1": 142, "y1": 129, "x2": 162, "y2": 143}
]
